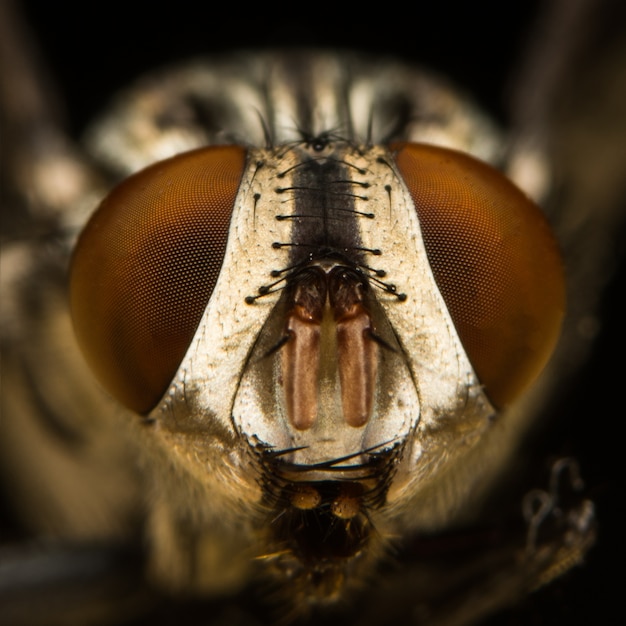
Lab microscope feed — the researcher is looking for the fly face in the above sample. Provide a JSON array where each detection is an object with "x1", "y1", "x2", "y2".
[{"x1": 68, "y1": 64, "x2": 564, "y2": 597}]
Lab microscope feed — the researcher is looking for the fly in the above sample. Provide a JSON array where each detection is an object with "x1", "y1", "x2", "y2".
[{"x1": 3, "y1": 3, "x2": 622, "y2": 624}]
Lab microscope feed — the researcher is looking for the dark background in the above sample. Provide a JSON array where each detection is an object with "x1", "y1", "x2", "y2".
[
  {"x1": 7, "y1": 1, "x2": 626, "y2": 624},
  {"x1": 18, "y1": 3, "x2": 542, "y2": 134}
]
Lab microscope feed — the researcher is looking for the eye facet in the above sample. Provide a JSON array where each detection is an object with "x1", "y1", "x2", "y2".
[
  {"x1": 391, "y1": 142, "x2": 565, "y2": 408},
  {"x1": 69, "y1": 145, "x2": 247, "y2": 414}
]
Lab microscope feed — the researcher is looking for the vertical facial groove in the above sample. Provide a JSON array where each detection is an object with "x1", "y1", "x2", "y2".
[{"x1": 280, "y1": 261, "x2": 378, "y2": 431}]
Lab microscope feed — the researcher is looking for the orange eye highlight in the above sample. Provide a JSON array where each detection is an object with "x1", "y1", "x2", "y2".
[
  {"x1": 391, "y1": 142, "x2": 565, "y2": 408},
  {"x1": 70, "y1": 145, "x2": 247, "y2": 414}
]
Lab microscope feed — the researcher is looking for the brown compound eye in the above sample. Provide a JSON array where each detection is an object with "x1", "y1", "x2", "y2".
[
  {"x1": 391, "y1": 142, "x2": 565, "y2": 408},
  {"x1": 70, "y1": 145, "x2": 247, "y2": 414}
]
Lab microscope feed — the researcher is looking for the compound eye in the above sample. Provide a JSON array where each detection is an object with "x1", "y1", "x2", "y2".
[
  {"x1": 391, "y1": 142, "x2": 565, "y2": 408},
  {"x1": 70, "y1": 145, "x2": 247, "y2": 414}
]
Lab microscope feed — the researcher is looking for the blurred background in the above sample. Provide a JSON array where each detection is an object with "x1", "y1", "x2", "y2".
[{"x1": 3, "y1": 0, "x2": 625, "y2": 624}]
